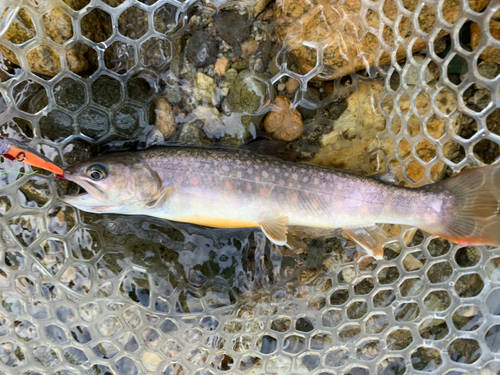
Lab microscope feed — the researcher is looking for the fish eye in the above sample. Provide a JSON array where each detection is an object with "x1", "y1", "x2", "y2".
[{"x1": 86, "y1": 163, "x2": 107, "y2": 181}]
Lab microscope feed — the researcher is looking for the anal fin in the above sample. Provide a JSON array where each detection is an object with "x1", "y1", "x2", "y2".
[
  {"x1": 343, "y1": 225, "x2": 387, "y2": 258},
  {"x1": 260, "y1": 216, "x2": 292, "y2": 248}
]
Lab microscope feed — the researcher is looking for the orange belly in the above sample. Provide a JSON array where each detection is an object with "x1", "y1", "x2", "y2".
[{"x1": 174, "y1": 215, "x2": 259, "y2": 229}]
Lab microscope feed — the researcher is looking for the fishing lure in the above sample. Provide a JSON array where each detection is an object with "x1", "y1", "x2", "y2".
[{"x1": 0, "y1": 137, "x2": 64, "y2": 176}]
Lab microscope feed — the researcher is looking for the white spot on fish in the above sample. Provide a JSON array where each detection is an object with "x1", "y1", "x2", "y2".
[
  {"x1": 431, "y1": 200, "x2": 443, "y2": 213},
  {"x1": 248, "y1": 168, "x2": 253, "y2": 174},
  {"x1": 262, "y1": 170, "x2": 269, "y2": 178},
  {"x1": 314, "y1": 178, "x2": 319, "y2": 185},
  {"x1": 275, "y1": 168, "x2": 280, "y2": 174},
  {"x1": 222, "y1": 165, "x2": 230, "y2": 172},
  {"x1": 292, "y1": 173, "x2": 298, "y2": 180},
  {"x1": 303, "y1": 176, "x2": 309, "y2": 183}
]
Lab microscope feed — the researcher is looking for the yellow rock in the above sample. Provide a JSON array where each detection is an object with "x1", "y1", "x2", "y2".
[
  {"x1": 194, "y1": 72, "x2": 218, "y2": 105},
  {"x1": 0, "y1": 4, "x2": 102, "y2": 77},
  {"x1": 313, "y1": 80, "x2": 461, "y2": 184},
  {"x1": 274, "y1": 0, "x2": 490, "y2": 79},
  {"x1": 215, "y1": 56, "x2": 229, "y2": 76}
]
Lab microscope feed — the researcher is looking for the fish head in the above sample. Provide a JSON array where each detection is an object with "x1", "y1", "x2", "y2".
[{"x1": 61, "y1": 152, "x2": 162, "y2": 213}]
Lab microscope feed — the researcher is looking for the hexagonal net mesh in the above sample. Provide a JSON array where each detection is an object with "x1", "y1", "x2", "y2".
[{"x1": 0, "y1": 0, "x2": 500, "y2": 374}]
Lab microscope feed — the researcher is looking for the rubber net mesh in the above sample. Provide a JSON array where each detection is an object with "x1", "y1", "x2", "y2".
[{"x1": 0, "y1": 0, "x2": 499, "y2": 374}]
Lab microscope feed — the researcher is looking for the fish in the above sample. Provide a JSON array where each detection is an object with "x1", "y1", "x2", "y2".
[{"x1": 61, "y1": 147, "x2": 500, "y2": 258}]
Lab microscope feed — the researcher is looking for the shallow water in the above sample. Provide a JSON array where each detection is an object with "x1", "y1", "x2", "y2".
[{"x1": 1, "y1": 0, "x2": 500, "y2": 373}]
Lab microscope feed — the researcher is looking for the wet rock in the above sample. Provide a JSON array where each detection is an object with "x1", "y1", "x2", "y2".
[
  {"x1": 117, "y1": 6, "x2": 148, "y2": 40},
  {"x1": 43, "y1": 8, "x2": 73, "y2": 44},
  {"x1": 241, "y1": 38, "x2": 259, "y2": 57},
  {"x1": 0, "y1": 5, "x2": 102, "y2": 76},
  {"x1": 66, "y1": 43, "x2": 99, "y2": 76},
  {"x1": 19, "y1": 179, "x2": 51, "y2": 207},
  {"x1": 477, "y1": 61, "x2": 499, "y2": 80},
  {"x1": 194, "y1": 72, "x2": 218, "y2": 105},
  {"x1": 27, "y1": 46, "x2": 62, "y2": 77},
  {"x1": 0, "y1": 9, "x2": 35, "y2": 70},
  {"x1": 227, "y1": 69, "x2": 268, "y2": 130},
  {"x1": 405, "y1": 56, "x2": 435, "y2": 86},
  {"x1": 252, "y1": 58, "x2": 265, "y2": 72},
  {"x1": 322, "y1": 97, "x2": 348, "y2": 122},
  {"x1": 286, "y1": 78, "x2": 300, "y2": 94},
  {"x1": 224, "y1": 69, "x2": 238, "y2": 84},
  {"x1": 274, "y1": 0, "x2": 490, "y2": 79},
  {"x1": 471, "y1": 10, "x2": 500, "y2": 64},
  {"x1": 168, "y1": 35, "x2": 187, "y2": 79},
  {"x1": 155, "y1": 98, "x2": 176, "y2": 139},
  {"x1": 190, "y1": 106, "x2": 249, "y2": 145},
  {"x1": 186, "y1": 31, "x2": 218, "y2": 68},
  {"x1": 263, "y1": 95, "x2": 304, "y2": 141},
  {"x1": 164, "y1": 86, "x2": 183, "y2": 104},
  {"x1": 147, "y1": 97, "x2": 176, "y2": 145},
  {"x1": 39, "y1": 110, "x2": 74, "y2": 141},
  {"x1": 214, "y1": 11, "x2": 252, "y2": 49},
  {"x1": 467, "y1": 88, "x2": 491, "y2": 113},
  {"x1": 231, "y1": 59, "x2": 250, "y2": 71},
  {"x1": 253, "y1": 0, "x2": 273, "y2": 15},
  {"x1": 15, "y1": 82, "x2": 49, "y2": 115},
  {"x1": 313, "y1": 80, "x2": 460, "y2": 182},
  {"x1": 215, "y1": 56, "x2": 229, "y2": 76},
  {"x1": 193, "y1": 106, "x2": 225, "y2": 139},
  {"x1": 178, "y1": 120, "x2": 211, "y2": 146}
]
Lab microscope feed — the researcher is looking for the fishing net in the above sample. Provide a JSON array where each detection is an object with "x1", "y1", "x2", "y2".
[{"x1": 0, "y1": 0, "x2": 499, "y2": 374}]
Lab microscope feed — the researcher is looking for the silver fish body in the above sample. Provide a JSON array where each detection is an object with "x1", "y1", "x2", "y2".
[{"x1": 62, "y1": 147, "x2": 500, "y2": 256}]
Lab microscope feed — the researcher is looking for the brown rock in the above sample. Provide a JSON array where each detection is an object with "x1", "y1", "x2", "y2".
[
  {"x1": 263, "y1": 95, "x2": 304, "y2": 141},
  {"x1": 27, "y1": 46, "x2": 62, "y2": 76},
  {"x1": 253, "y1": 0, "x2": 273, "y2": 15},
  {"x1": 274, "y1": 0, "x2": 490, "y2": 79},
  {"x1": 0, "y1": 3, "x2": 103, "y2": 77},
  {"x1": 42, "y1": 8, "x2": 73, "y2": 44},
  {"x1": 263, "y1": 9, "x2": 275, "y2": 20},
  {"x1": 154, "y1": 97, "x2": 176, "y2": 139},
  {"x1": 471, "y1": 10, "x2": 500, "y2": 64},
  {"x1": 241, "y1": 38, "x2": 259, "y2": 57},
  {"x1": 313, "y1": 80, "x2": 460, "y2": 183},
  {"x1": 66, "y1": 43, "x2": 97, "y2": 75},
  {"x1": 285, "y1": 77, "x2": 300, "y2": 94},
  {"x1": 215, "y1": 56, "x2": 229, "y2": 76},
  {"x1": 0, "y1": 8, "x2": 36, "y2": 70}
]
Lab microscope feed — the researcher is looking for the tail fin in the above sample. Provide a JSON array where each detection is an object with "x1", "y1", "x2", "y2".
[{"x1": 422, "y1": 163, "x2": 500, "y2": 246}]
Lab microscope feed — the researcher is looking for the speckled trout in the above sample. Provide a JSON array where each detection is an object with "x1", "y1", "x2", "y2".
[{"x1": 62, "y1": 147, "x2": 500, "y2": 257}]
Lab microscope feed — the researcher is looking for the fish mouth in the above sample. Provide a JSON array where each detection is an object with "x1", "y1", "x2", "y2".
[{"x1": 61, "y1": 172, "x2": 115, "y2": 212}]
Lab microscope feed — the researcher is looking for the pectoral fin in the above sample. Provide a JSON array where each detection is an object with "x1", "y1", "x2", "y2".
[
  {"x1": 146, "y1": 186, "x2": 173, "y2": 209},
  {"x1": 260, "y1": 216, "x2": 292, "y2": 248},
  {"x1": 343, "y1": 225, "x2": 387, "y2": 258}
]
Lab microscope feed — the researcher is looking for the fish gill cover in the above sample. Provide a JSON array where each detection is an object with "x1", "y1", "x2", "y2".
[{"x1": 0, "y1": 0, "x2": 499, "y2": 374}]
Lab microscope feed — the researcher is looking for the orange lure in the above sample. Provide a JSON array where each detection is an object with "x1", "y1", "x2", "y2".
[{"x1": 0, "y1": 137, "x2": 64, "y2": 176}]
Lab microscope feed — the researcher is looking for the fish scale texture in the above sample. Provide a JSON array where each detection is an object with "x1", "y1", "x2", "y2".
[{"x1": 0, "y1": 0, "x2": 500, "y2": 374}]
